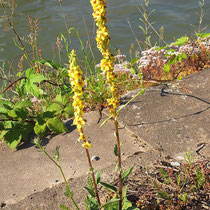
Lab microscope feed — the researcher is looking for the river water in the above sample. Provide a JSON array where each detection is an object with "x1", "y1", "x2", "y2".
[{"x1": 0, "y1": 0, "x2": 209, "y2": 70}]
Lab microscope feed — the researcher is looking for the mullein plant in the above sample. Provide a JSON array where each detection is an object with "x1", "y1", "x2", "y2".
[
  {"x1": 68, "y1": 50, "x2": 101, "y2": 207},
  {"x1": 90, "y1": 0, "x2": 122, "y2": 209}
]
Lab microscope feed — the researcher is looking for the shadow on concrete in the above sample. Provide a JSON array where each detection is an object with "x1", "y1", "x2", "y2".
[{"x1": 127, "y1": 85, "x2": 210, "y2": 127}]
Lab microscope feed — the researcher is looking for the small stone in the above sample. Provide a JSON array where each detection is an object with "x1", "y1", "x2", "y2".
[
  {"x1": 91, "y1": 156, "x2": 100, "y2": 161},
  {"x1": 170, "y1": 161, "x2": 181, "y2": 167},
  {"x1": 55, "y1": 180, "x2": 59, "y2": 183}
]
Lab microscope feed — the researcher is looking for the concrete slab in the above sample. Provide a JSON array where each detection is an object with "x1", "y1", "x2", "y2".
[
  {"x1": 1, "y1": 69, "x2": 210, "y2": 209},
  {"x1": 0, "y1": 111, "x2": 152, "y2": 206},
  {"x1": 117, "y1": 68, "x2": 210, "y2": 159}
]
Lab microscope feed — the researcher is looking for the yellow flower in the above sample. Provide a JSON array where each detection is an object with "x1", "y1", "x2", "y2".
[
  {"x1": 82, "y1": 141, "x2": 92, "y2": 149},
  {"x1": 90, "y1": 0, "x2": 120, "y2": 110},
  {"x1": 69, "y1": 49, "x2": 92, "y2": 149}
]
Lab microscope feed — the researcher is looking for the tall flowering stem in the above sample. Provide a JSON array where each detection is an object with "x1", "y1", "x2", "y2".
[
  {"x1": 68, "y1": 50, "x2": 101, "y2": 207},
  {"x1": 90, "y1": 0, "x2": 122, "y2": 209}
]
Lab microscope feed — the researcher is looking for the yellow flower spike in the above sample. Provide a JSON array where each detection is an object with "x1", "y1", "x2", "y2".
[
  {"x1": 90, "y1": 0, "x2": 119, "y2": 110},
  {"x1": 68, "y1": 49, "x2": 93, "y2": 149}
]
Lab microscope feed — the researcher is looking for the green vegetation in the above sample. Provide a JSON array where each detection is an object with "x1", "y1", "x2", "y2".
[{"x1": 0, "y1": 0, "x2": 209, "y2": 209}]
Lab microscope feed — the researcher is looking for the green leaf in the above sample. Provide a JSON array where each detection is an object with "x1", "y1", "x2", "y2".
[
  {"x1": 85, "y1": 195, "x2": 98, "y2": 209},
  {"x1": 15, "y1": 108, "x2": 30, "y2": 119},
  {"x1": 114, "y1": 144, "x2": 118, "y2": 156},
  {"x1": 28, "y1": 82, "x2": 40, "y2": 98},
  {"x1": 0, "y1": 130, "x2": 8, "y2": 141},
  {"x1": 25, "y1": 68, "x2": 34, "y2": 78},
  {"x1": 63, "y1": 106, "x2": 74, "y2": 117},
  {"x1": 53, "y1": 94, "x2": 69, "y2": 106},
  {"x1": 0, "y1": 122, "x2": 5, "y2": 130},
  {"x1": 122, "y1": 166, "x2": 134, "y2": 182},
  {"x1": 196, "y1": 33, "x2": 210, "y2": 38},
  {"x1": 100, "y1": 182, "x2": 117, "y2": 192},
  {"x1": 47, "y1": 103, "x2": 63, "y2": 112},
  {"x1": 95, "y1": 170, "x2": 101, "y2": 184},
  {"x1": 59, "y1": 204, "x2": 69, "y2": 210},
  {"x1": 130, "y1": 58, "x2": 139, "y2": 66},
  {"x1": 14, "y1": 100, "x2": 32, "y2": 109},
  {"x1": 163, "y1": 64, "x2": 170, "y2": 72},
  {"x1": 122, "y1": 201, "x2": 132, "y2": 209},
  {"x1": 122, "y1": 186, "x2": 128, "y2": 199},
  {"x1": 30, "y1": 73, "x2": 46, "y2": 83},
  {"x1": 0, "y1": 103, "x2": 13, "y2": 113},
  {"x1": 84, "y1": 187, "x2": 96, "y2": 197},
  {"x1": 46, "y1": 117, "x2": 67, "y2": 134},
  {"x1": 172, "y1": 36, "x2": 189, "y2": 46},
  {"x1": 0, "y1": 99, "x2": 13, "y2": 108},
  {"x1": 101, "y1": 198, "x2": 120, "y2": 209},
  {"x1": 181, "y1": 52, "x2": 187, "y2": 59},
  {"x1": 34, "y1": 122, "x2": 47, "y2": 138},
  {"x1": 39, "y1": 59, "x2": 61, "y2": 69},
  {"x1": 8, "y1": 109, "x2": 18, "y2": 118},
  {"x1": 4, "y1": 128, "x2": 22, "y2": 150}
]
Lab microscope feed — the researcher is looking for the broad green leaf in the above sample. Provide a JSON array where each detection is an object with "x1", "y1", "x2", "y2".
[
  {"x1": 30, "y1": 73, "x2": 46, "y2": 83},
  {"x1": 34, "y1": 123, "x2": 47, "y2": 138},
  {"x1": 172, "y1": 36, "x2": 189, "y2": 46},
  {"x1": 25, "y1": 68, "x2": 34, "y2": 78},
  {"x1": 29, "y1": 83, "x2": 42, "y2": 98},
  {"x1": 15, "y1": 108, "x2": 30, "y2": 119},
  {"x1": 122, "y1": 166, "x2": 134, "y2": 182},
  {"x1": 101, "y1": 198, "x2": 120, "y2": 209},
  {"x1": 0, "y1": 99, "x2": 13, "y2": 107},
  {"x1": 8, "y1": 109, "x2": 18, "y2": 118},
  {"x1": 0, "y1": 130, "x2": 8, "y2": 141},
  {"x1": 100, "y1": 182, "x2": 117, "y2": 192},
  {"x1": 4, "y1": 128, "x2": 22, "y2": 151},
  {"x1": 64, "y1": 106, "x2": 74, "y2": 117},
  {"x1": 0, "y1": 105, "x2": 10, "y2": 114},
  {"x1": 53, "y1": 94, "x2": 69, "y2": 106},
  {"x1": 46, "y1": 117, "x2": 67, "y2": 134},
  {"x1": 84, "y1": 186, "x2": 96, "y2": 197},
  {"x1": 14, "y1": 100, "x2": 32, "y2": 109},
  {"x1": 37, "y1": 111, "x2": 54, "y2": 124},
  {"x1": 47, "y1": 103, "x2": 62, "y2": 112}
]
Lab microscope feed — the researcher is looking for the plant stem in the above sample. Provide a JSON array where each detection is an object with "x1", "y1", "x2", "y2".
[
  {"x1": 40, "y1": 147, "x2": 80, "y2": 210},
  {"x1": 113, "y1": 108, "x2": 122, "y2": 210},
  {"x1": 81, "y1": 129, "x2": 101, "y2": 208}
]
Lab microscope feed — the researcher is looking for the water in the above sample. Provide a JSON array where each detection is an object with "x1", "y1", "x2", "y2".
[{"x1": 0, "y1": 0, "x2": 209, "y2": 70}]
